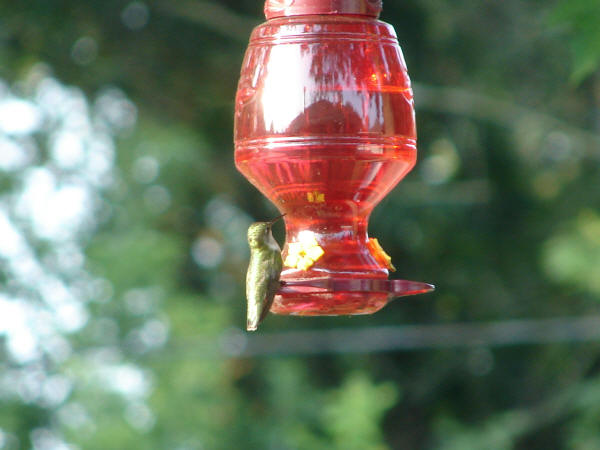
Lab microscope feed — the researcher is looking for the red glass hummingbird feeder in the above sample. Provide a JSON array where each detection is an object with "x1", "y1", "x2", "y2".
[{"x1": 235, "y1": 0, "x2": 434, "y2": 316}]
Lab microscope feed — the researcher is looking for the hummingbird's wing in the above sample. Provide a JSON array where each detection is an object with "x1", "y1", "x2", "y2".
[
  {"x1": 246, "y1": 249, "x2": 282, "y2": 331},
  {"x1": 257, "y1": 251, "x2": 283, "y2": 326}
]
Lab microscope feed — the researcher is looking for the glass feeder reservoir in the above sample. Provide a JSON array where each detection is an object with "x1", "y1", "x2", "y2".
[{"x1": 235, "y1": 0, "x2": 433, "y2": 316}]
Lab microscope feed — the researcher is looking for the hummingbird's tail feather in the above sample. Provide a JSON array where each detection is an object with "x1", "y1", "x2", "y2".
[
  {"x1": 257, "y1": 304, "x2": 271, "y2": 328},
  {"x1": 247, "y1": 308, "x2": 259, "y2": 331},
  {"x1": 247, "y1": 299, "x2": 273, "y2": 331}
]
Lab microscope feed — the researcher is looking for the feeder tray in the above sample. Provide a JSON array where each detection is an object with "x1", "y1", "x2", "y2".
[{"x1": 280, "y1": 278, "x2": 435, "y2": 297}]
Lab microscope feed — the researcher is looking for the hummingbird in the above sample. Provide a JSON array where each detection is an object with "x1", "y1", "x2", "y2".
[{"x1": 245, "y1": 214, "x2": 285, "y2": 331}]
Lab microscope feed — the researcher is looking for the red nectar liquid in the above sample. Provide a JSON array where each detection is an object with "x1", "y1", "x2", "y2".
[{"x1": 235, "y1": 7, "x2": 417, "y2": 315}]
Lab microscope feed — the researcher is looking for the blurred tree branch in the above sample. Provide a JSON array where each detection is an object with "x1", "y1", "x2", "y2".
[
  {"x1": 156, "y1": 0, "x2": 257, "y2": 43},
  {"x1": 157, "y1": 315, "x2": 600, "y2": 359},
  {"x1": 399, "y1": 179, "x2": 491, "y2": 206},
  {"x1": 414, "y1": 83, "x2": 600, "y2": 160},
  {"x1": 240, "y1": 315, "x2": 600, "y2": 356}
]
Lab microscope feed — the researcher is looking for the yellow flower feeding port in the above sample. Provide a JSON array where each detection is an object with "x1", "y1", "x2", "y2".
[{"x1": 284, "y1": 231, "x2": 325, "y2": 271}]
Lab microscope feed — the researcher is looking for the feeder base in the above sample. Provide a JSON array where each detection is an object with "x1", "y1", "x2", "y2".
[{"x1": 271, "y1": 278, "x2": 434, "y2": 316}]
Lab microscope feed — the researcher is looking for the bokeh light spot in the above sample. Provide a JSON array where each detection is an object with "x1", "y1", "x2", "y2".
[
  {"x1": 71, "y1": 36, "x2": 98, "y2": 66},
  {"x1": 192, "y1": 236, "x2": 224, "y2": 268},
  {"x1": 121, "y1": 2, "x2": 150, "y2": 30}
]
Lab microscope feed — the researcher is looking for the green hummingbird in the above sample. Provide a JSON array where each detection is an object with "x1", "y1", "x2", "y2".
[{"x1": 245, "y1": 214, "x2": 285, "y2": 331}]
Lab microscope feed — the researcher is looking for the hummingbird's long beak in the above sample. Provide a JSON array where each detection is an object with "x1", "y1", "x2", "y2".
[{"x1": 268, "y1": 213, "x2": 286, "y2": 226}]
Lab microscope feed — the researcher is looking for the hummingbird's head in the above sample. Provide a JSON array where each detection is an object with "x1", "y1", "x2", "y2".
[
  {"x1": 247, "y1": 214, "x2": 285, "y2": 249},
  {"x1": 247, "y1": 222, "x2": 271, "y2": 249}
]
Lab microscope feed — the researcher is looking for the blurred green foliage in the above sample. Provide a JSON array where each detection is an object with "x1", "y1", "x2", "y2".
[
  {"x1": 1, "y1": 0, "x2": 600, "y2": 449},
  {"x1": 551, "y1": 0, "x2": 600, "y2": 83}
]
